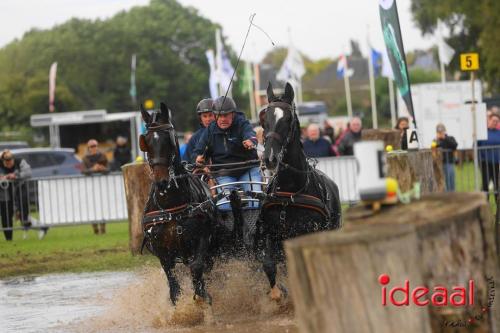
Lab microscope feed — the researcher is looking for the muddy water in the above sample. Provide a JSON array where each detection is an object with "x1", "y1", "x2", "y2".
[{"x1": 0, "y1": 261, "x2": 297, "y2": 333}]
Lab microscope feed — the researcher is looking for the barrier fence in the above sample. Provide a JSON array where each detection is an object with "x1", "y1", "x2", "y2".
[{"x1": 1, "y1": 146, "x2": 499, "y2": 234}]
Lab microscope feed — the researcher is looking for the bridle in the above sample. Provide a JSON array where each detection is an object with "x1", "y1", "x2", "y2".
[{"x1": 264, "y1": 101, "x2": 297, "y2": 169}]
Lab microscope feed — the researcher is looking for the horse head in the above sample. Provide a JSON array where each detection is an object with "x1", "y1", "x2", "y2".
[
  {"x1": 260, "y1": 82, "x2": 297, "y2": 169},
  {"x1": 139, "y1": 102, "x2": 179, "y2": 184}
]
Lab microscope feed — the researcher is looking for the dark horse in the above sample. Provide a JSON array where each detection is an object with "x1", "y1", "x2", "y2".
[
  {"x1": 257, "y1": 82, "x2": 342, "y2": 300},
  {"x1": 139, "y1": 103, "x2": 215, "y2": 305}
]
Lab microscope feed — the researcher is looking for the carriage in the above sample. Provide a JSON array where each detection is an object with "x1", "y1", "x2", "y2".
[{"x1": 139, "y1": 83, "x2": 341, "y2": 305}]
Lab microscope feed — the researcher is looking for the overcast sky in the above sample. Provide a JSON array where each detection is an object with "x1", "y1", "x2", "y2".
[{"x1": 0, "y1": 0, "x2": 435, "y2": 62}]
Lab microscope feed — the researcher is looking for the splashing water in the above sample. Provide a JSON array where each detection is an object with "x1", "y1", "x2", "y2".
[{"x1": 68, "y1": 259, "x2": 296, "y2": 333}]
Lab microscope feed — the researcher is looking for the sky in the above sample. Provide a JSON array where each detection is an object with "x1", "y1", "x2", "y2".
[{"x1": 0, "y1": 0, "x2": 436, "y2": 62}]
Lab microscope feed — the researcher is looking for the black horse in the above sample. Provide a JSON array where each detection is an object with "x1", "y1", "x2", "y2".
[
  {"x1": 257, "y1": 82, "x2": 342, "y2": 300},
  {"x1": 139, "y1": 103, "x2": 215, "y2": 305}
]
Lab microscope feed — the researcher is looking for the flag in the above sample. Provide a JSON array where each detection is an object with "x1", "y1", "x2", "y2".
[
  {"x1": 129, "y1": 54, "x2": 137, "y2": 103},
  {"x1": 379, "y1": 0, "x2": 416, "y2": 124},
  {"x1": 437, "y1": 19, "x2": 455, "y2": 66},
  {"x1": 49, "y1": 62, "x2": 57, "y2": 112},
  {"x1": 371, "y1": 48, "x2": 383, "y2": 77},
  {"x1": 205, "y1": 49, "x2": 218, "y2": 99},
  {"x1": 336, "y1": 55, "x2": 354, "y2": 79},
  {"x1": 276, "y1": 45, "x2": 305, "y2": 83},
  {"x1": 215, "y1": 29, "x2": 235, "y2": 96}
]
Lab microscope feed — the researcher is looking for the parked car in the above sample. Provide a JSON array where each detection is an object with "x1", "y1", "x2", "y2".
[
  {"x1": 10, "y1": 148, "x2": 82, "y2": 178},
  {"x1": 0, "y1": 141, "x2": 29, "y2": 151}
]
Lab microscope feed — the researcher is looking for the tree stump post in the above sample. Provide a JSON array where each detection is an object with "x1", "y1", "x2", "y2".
[
  {"x1": 122, "y1": 162, "x2": 151, "y2": 255},
  {"x1": 285, "y1": 192, "x2": 500, "y2": 333}
]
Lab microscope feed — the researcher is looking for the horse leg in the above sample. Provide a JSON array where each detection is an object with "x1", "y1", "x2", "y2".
[
  {"x1": 160, "y1": 256, "x2": 181, "y2": 305},
  {"x1": 190, "y1": 233, "x2": 212, "y2": 305},
  {"x1": 262, "y1": 231, "x2": 282, "y2": 301}
]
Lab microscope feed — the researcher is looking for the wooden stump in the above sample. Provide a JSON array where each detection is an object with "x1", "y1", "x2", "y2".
[
  {"x1": 387, "y1": 149, "x2": 445, "y2": 194},
  {"x1": 362, "y1": 129, "x2": 402, "y2": 150},
  {"x1": 285, "y1": 192, "x2": 500, "y2": 333},
  {"x1": 122, "y1": 162, "x2": 151, "y2": 255}
]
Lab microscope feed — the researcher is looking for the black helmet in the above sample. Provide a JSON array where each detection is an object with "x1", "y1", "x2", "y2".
[
  {"x1": 196, "y1": 98, "x2": 213, "y2": 114},
  {"x1": 212, "y1": 96, "x2": 237, "y2": 115}
]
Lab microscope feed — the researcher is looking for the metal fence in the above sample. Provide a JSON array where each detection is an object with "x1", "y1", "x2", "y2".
[
  {"x1": 0, "y1": 172, "x2": 127, "y2": 234},
  {"x1": 1, "y1": 146, "x2": 498, "y2": 235}
]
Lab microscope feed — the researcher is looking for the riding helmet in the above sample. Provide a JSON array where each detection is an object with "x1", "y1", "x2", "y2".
[
  {"x1": 212, "y1": 96, "x2": 237, "y2": 115},
  {"x1": 196, "y1": 98, "x2": 213, "y2": 114}
]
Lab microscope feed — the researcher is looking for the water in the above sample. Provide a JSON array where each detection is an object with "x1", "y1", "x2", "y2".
[{"x1": 0, "y1": 262, "x2": 297, "y2": 333}]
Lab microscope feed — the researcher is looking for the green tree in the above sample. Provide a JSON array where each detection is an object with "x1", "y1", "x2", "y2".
[
  {"x1": 410, "y1": 0, "x2": 500, "y2": 91},
  {"x1": 0, "y1": 0, "x2": 222, "y2": 131}
]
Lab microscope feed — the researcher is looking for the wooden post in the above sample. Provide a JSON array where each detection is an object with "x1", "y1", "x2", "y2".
[
  {"x1": 122, "y1": 162, "x2": 151, "y2": 255},
  {"x1": 286, "y1": 192, "x2": 500, "y2": 333}
]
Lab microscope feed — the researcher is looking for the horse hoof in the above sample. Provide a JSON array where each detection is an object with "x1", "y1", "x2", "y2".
[
  {"x1": 269, "y1": 285, "x2": 282, "y2": 301},
  {"x1": 193, "y1": 293, "x2": 212, "y2": 306}
]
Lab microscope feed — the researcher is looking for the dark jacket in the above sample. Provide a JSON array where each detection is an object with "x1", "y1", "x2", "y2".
[
  {"x1": 82, "y1": 151, "x2": 109, "y2": 175},
  {"x1": 436, "y1": 135, "x2": 457, "y2": 164},
  {"x1": 303, "y1": 138, "x2": 332, "y2": 158},
  {"x1": 193, "y1": 113, "x2": 257, "y2": 176},
  {"x1": 0, "y1": 158, "x2": 31, "y2": 202},
  {"x1": 338, "y1": 130, "x2": 362, "y2": 156},
  {"x1": 112, "y1": 146, "x2": 131, "y2": 170},
  {"x1": 478, "y1": 129, "x2": 500, "y2": 163},
  {"x1": 184, "y1": 125, "x2": 205, "y2": 163}
]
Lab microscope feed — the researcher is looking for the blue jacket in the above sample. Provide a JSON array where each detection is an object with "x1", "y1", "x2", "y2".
[
  {"x1": 193, "y1": 114, "x2": 257, "y2": 169},
  {"x1": 183, "y1": 125, "x2": 205, "y2": 163},
  {"x1": 478, "y1": 129, "x2": 500, "y2": 163},
  {"x1": 303, "y1": 138, "x2": 332, "y2": 158}
]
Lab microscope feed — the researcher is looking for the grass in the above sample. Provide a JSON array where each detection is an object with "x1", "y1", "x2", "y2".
[{"x1": 0, "y1": 222, "x2": 156, "y2": 278}]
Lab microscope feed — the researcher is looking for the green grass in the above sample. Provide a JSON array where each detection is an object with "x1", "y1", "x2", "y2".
[{"x1": 0, "y1": 222, "x2": 156, "y2": 278}]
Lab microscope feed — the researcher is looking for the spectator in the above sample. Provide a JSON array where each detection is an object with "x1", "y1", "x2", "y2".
[
  {"x1": 478, "y1": 112, "x2": 500, "y2": 201},
  {"x1": 0, "y1": 150, "x2": 32, "y2": 241},
  {"x1": 323, "y1": 120, "x2": 335, "y2": 143},
  {"x1": 337, "y1": 117, "x2": 362, "y2": 156},
  {"x1": 303, "y1": 123, "x2": 332, "y2": 158},
  {"x1": 395, "y1": 117, "x2": 410, "y2": 150},
  {"x1": 111, "y1": 136, "x2": 131, "y2": 171},
  {"x1": 82, "y1": 139, "x2": 108, "y2": 235},
  {"x1": 179, "y1": 131, "x2": 193, "y2": 161},
  {"x1": 435, "y1": 123, "x2": 458, "y2": 191}
]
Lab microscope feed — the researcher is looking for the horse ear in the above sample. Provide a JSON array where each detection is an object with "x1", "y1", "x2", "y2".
[
  {"x1": 284, "y1": 82, "x2": 295, "y2": 104},
  {"x1": 139, "y1": 134, "x2": 148, "y2": 152},
  {"x1": 160, "y1": 102, "x2": 170, "y2": 122},
  {"x1": 140, "y1": 104, "x2": 151, "y2": 124},
  {"x1": 266, "y1": 82, "x2": 276, "y2": 102}
]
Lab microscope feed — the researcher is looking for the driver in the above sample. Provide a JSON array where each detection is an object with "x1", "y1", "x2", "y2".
[{"x1": 194, "y1": 96, "x2": 261, "y2": 210}]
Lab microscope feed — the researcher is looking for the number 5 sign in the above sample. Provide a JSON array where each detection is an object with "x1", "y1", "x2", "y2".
[{"x1": 460, "y1": 53, "x2": 479, "y2": 71}]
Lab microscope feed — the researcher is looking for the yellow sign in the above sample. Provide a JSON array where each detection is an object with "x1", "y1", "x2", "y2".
[
  {"x1": 144, "y1": 99, "x2": 154, "y2": 110},
  {"x1": 460, "y1": 53, "x2": 479, "y2": 71}
]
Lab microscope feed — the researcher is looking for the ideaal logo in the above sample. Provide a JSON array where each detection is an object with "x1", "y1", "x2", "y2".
[
  {"x1": 378, "y1": 274, "x2": 474, "y2": 307},
  {"x1": 378, "y1": 274, "x2": 495, "y2": 327}
]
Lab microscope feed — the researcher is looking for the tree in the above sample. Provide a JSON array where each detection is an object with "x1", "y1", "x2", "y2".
[
  {"x1": 410, "y1": 0, "x2": 500, "y2": 92},
  {"x1": 0, "y1": 0, "x2": 221, "y2": 131}
]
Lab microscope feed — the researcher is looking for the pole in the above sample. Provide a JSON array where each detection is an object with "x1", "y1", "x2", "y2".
[
  {"x1": 247, "y1": 62, "x2": 256, "y2": 122},
  {"x1": 253, "y1": 63, "x2": 261, "y2": 113},
  {"x1": 368, "y1": 53, "x2": 378, "y2": 129},
  {"x1": 343, "y1": 59, "x2": 353, "y2": 118},
  {"x1": 471, "y1": 71, "x2": 479, "y2": 191},
  {"x1": 388, "y1": 78, "x2": 396, "y2": 128},
  {"x1": 440, "y1": 61, "x2": 446, "y2": 85}
]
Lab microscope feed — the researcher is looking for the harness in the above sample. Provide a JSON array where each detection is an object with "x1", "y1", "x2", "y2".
[{"x1": 263, "y1": 101, "x2": 332, "y2": 223}]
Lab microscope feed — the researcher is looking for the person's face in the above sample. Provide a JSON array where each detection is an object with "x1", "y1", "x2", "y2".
[
  {"x1": 88, "y1": 143, "x2": 98, "y2": 155},
  {"x1": 488, "y1": 116, "x2": 499, "y2": 129},
  {"x1": 436, "y1": 131, "x2": 446, "y2": 139},
  {"x1": 3, "y1": 158, "x2": 14, "y2": 168},
  {"x1": 398, "y1": 120, "x2": 409, "y2": 130},
  {"x1": 350, "y1": 119, "x2": 362, "y2": 133},
  {"x1": 216, "y1": 112, "x2": 234, "y2": 129},
  {"x1": 200, "y1": 112, "x2": 215, "y2": 128},
  {"x1": 307, "y1": 127, "x2": 320, "y2": 141}
]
